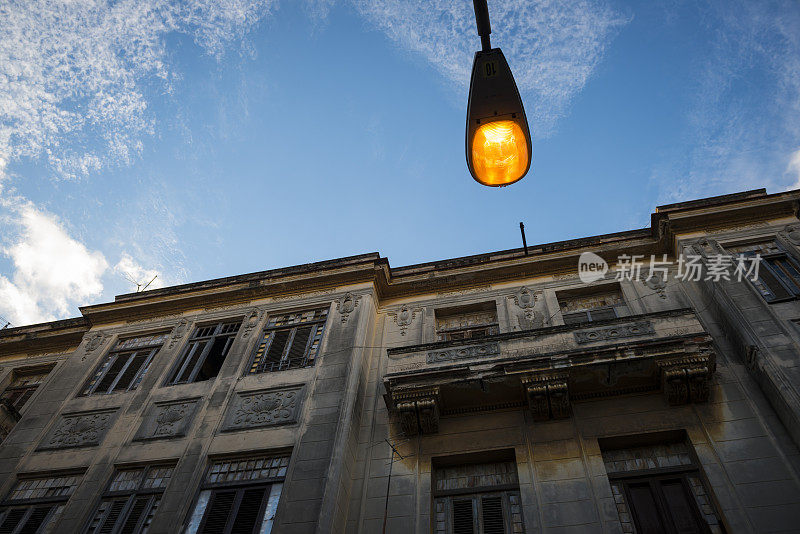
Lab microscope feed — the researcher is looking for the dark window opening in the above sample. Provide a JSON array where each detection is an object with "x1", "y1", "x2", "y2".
[
  {"x1": 169, "y1": 322, "x2": 241, "y2": 385},
  {"x1": 1, "y1": 369, "x2": 51, "y2": 413},
  {"x1": 83, "y1": 334, "x2": 167, "y2": 396}
]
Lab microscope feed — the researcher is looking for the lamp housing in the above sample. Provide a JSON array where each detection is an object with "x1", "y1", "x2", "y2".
[{"x1": 465, "y1": 48, "x2": 532, "y2": 187}]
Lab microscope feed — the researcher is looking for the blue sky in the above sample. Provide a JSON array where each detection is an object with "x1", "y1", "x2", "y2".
[{"x1": 1, "y1": 0, "x2": 799, "y2": 326}]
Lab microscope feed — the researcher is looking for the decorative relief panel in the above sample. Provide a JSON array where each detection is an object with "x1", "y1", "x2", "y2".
[
  {"x1": 427, "y1": 342, "x2": 500, "y2": 364},
  {"x1": 574, "y1": 321, "x2": 654, "y2": 344},
  {"x1": 336, "y1": 292, "x2": 361, "y2": 324},
  {"x1": 508, "y1": 286, "x2": 544, "y2": 330},
  {"x1": 83, "y1": 333, "x2": 107, "y2": 354},
  {"x1": 168, "y1": 319, "x2": 189, "y2": 349},
  {"x1": 38, "y1": 409, "x2": 117, "y2": 450},
  {"x1": 388, "y1": 305, "x2": 422, "y2": 336},
  {"x1": 134, "y1": 398, "x2": 200, "y2": 441},
  {"x1": 222, "y1": 386, "x2": 304, "y2": 432},
  {"x1": 241, "y1": 308, "x2": 261, "y2": 338}
]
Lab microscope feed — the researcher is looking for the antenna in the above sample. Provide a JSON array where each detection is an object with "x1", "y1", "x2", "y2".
[
  {"x1": 121, "y1": 273, "x2": 158, "y2": 293},
  {"x1": 0, "y1": 314, "x2": 11, "y2": 329}
]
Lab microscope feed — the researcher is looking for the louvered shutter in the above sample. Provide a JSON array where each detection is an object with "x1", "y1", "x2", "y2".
[
  {"x1": 18, "y1": 506, "x2": 54, "y2": 534},
  {"x1": 230, "y1": 487, "x2": 267, "y2": 534},
  {"x1": 200, "y1": 490, "x2": 236, "y2": 533},
  {"x1": 0, "y1": 509, "x2": 27, "y2": 534},
  {"x1": 119, "y1": 495, "x2": 152, "y2": 534},
  {"x1": 98, "y1": 499, "x2": 128, "y2": 534},
  {"x1": 452, "y1": 499, "x2": 475, "y2": 534},
  {"x1": 286, "y1": 326, "x2": 312, "y2": 365},
  {"x1": 481, "y1": 496, "x2": 504, "y2": 534},
  {"x1": 265, "y1": 330, "x2": 290, "y2": 367}
]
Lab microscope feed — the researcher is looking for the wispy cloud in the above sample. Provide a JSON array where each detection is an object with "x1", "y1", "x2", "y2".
[
  {"x1": 651, "y1": 0, "x2": 800, "y2": 202},
  {"x1": 0, "y1": 0, "x2": 276, "y2": 181},
  {"x1": 350, "y1": 0, "x2": 629, "y2": 134}
]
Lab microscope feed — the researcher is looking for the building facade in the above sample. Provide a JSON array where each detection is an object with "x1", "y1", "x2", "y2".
[{"x1": 2, "y1": 188, "x2": 800, "y2": 532}]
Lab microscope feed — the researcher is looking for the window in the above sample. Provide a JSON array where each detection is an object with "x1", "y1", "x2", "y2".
[
  {"x1": 185, "y1": 455, "x2": 289, "y2": 534},
  {"x1": 435, "y1": 303, "x2": 499, "y2": 342},
  {"x1": 0, "y1": 473, "x2": 82, "y2": 534},
  {"x1": 558, "y1": 286, "x2": 627, "y2": 325},
  {"x1": 600, "y1": 433, "x2": 723, "y2": 534},
  {"x1": 727, "y1": 241, "x2": 800, "y2": 302},
  {"x1": 85, "y1": 465, "x2": 173, "y2": 534},
  {"x1": 248, "y1": 309, "x2": 328, "y2": 374},
  {"x1": 1, "y1": 368, "x2": 51, "y2": 412},
  {"x1": 82, "y1": 334, "x2": 168, "y2": 396},
  {"x1": 432, "y1": 454, "x2": 525, "y2": 534},
  {"x1": 168, "y1": 322, "x2": 242, "y2": 385}
]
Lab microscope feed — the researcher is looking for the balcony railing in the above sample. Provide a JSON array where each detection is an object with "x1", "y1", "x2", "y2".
[{"x1": 384, "y1": 308, "x2": 715, "y2": 435}]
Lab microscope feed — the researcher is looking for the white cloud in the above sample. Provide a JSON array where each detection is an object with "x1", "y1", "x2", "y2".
[
  {"x1": 114, "y1": 253, "x2": 165, "y2": 292},
  {"x1": 0, "y1": 197, "x2": 108, "y2": 325},
  {"x1": 350, "y1": 0, "x2": 629, "y2": 134},
  {"x1": 0, "y1": 0, "x2": 277, "y2": 181}
]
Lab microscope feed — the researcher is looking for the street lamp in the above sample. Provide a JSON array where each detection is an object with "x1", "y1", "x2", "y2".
[{"x1": 466, "y1": 0, "x2": 532, "y2": 187}]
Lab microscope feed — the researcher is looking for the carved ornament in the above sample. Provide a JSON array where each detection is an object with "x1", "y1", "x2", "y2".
[
  {"x1": 222, "y1": 387, "x2": 303, "y2": 431},
  {"x1": 392, "y1": 387, "x2": 440, "y2": 436},
  {"x1": 39, "y1": 409, "x2": 116, "y2": 450},
  {"x1": 574, "y1": 321, "x2": 655, "y2": 344},
  {"x1": 521, "y1": 372, "x2": 570, "y2": 421},
  {"x1": 657, "y1": 353, "x2": 715, "y2": 405},
  {"x1": 427, "y1": 342, "x2": 500, "y2": 364}
]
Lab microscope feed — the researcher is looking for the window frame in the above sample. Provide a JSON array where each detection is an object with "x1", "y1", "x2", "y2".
[
  {"x1": 184, "y1": 454, "x2": 289, "y2": 534},
  {"x1": 167, "y1": 321, "x2": 242, "y2": 386},
  {"x1": 1, "y1": 366, "x2": 53, "y2": 413},
  {"x1": 246, "y1": 309, "x2": 328, "y2": 375},
  {"x1": 82, "y1": 334, "x2": 168, "y2": 396},
  {"x1": 84, "y1": 464, "x2": 174, "y2": 534},
  {"x1": 0, "y1": 471, "x2": 83, "y2": 534}
]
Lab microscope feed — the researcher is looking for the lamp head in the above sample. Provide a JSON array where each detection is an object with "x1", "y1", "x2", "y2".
[{"x1": 465, "y1": 48, "x2": 531, "y2": 187}]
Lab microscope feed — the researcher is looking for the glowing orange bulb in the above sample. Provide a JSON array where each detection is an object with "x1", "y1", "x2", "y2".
[{"x1": 471, "y1": 120, "x2": 529, "y2": 186}]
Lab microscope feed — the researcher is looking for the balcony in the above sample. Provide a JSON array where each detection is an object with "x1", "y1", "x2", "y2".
[{"x1": 383, "y1": 308, "x2": 715, "y2": 436}]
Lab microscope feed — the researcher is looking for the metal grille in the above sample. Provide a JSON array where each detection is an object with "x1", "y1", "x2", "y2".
[
  {"x1": 249, "y1": 309, "x2": 328, "y2": 374},
  {"x1": 9, "y1": 475, "x2": 80, "y2": 501},
  {"x1": 205, "y1": 455, "x2": 289, "y2": 484}
]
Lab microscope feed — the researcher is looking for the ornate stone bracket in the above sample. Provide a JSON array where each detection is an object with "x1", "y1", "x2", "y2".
[
  {"x1": 392, "y1": 387, "x2": 440, "y2": 436},
  {"x1": 657, "y1": 353, "x2": 715, "y2": 405},
  {"x1": 336, "y1": 292, "x2": 361, "y2": 324},
  {"x1": 521, "y1": 372, "x2": 570, "y2": 421}
]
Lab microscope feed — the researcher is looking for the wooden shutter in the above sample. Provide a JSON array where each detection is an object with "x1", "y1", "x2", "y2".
[
  {"x1": 21, "y1": 506, "x2": 55, "y2": 533},
  {"x1": 200, "y1": 490, "x2": 236, "y2": 533},
  {"x1": 627, "y1": 482, "x2": 665, "y2": 534},
  {"x1": 0, "y1": 508, "x2": 27, "y2": 534},
  {"x1": 265, "y1": 330, "x2": 291, "y2": 366},
  {"x1": 452, "y1": 499, "x2": 475, "y2": 534},
  {"x1": 118, "y1": 495, "x2": 152, "y2": 534},
  {"x1": 658, "y1": 479, "x2": 705, "y2": 533},
  {"x1": 97, "y1": 499, "x2": 128, "y2": 534},
  {"x1": 286, "y1": 326, "x2": 312, "y2": 364},
  {"x1": 481, "y1": 496, "x2": 504, "y2": 534},
  {"x1": 229, "y1": 487, "x2": 267, "y2": 534}
]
